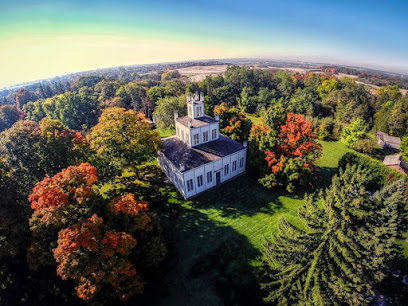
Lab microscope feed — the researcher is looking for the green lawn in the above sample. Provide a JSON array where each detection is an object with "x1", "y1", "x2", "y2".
[
  {"x1": 246, "y1": 113, "x2": 262, "y2": 125},
  {"x1": 152, "y1": 141, "x2": 350, "y2": 305},
  {"x1": 154, "y1": 127, "x2": 175, "y2": 138}
]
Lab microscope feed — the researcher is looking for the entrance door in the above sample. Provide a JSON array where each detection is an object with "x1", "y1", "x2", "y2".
[{"x1": 215, "y1": 171, "x2": 221, "y2": 185}]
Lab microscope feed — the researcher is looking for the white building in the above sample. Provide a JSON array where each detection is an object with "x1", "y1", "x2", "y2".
[{"x1": 158, "y1": 92, "x2": 247, "y2": 199}]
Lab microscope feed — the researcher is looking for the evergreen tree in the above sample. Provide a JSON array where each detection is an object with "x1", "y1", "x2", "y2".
[{"x1": 259, "y1": 165, "x2": 407, "y2": 305}]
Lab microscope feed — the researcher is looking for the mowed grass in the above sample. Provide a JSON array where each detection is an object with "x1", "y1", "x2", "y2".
[
  {"x1": 154, "y1": 127, "x2": 175, "y2": 138},
  {"x1": 156, "y1": 141, "x2": 350, "y2": 305}
]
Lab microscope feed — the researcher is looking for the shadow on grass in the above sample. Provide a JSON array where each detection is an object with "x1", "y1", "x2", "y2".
[
  {"x1": 190, "y1": 175, "x2": 290, "y2": 219},
  {"x1": 316, "y1": 166, "x2": 338, "y2": 189},
  {"x1": 135, "y1": 187, "x2": 263, "y2": 306}
]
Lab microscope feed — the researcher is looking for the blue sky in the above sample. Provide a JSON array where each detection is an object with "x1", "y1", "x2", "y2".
[{"x1": 0, "y1": 0, "x2": 407, "y2": 87}]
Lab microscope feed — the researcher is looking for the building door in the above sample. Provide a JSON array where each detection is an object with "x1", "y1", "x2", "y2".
[{"x1": 215, "y1": 171, "x2": 221, "y2": 185}]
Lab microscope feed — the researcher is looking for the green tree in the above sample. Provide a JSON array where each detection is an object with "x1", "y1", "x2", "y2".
[
  {"x1": 88, "y1": 107, "x2": 162, "y2": 169},
  {"x1": 147, "y1": 86, "x2": 166, "y2": 104},
  {"x1": 259, "y1": 165, "x2": 407, "y2": 305},
  {"x1": 317, "y1": 78, "x2": 338, "y2": 100},
  {"x1": 43, "y1": 91, "x2": 99, "y2": 130},
  {"x1": 375, "y1": 85, "x2": 401, "y2": 110},
  {"x1": 0, "y1": 105, "x2": 22, "y2": 132},
  {"x1": 340, "y1": 118, "x2": 368, "y2": 148},
  {"x1": 153, "y1": 95, "x2": 186, "y2": 129}
]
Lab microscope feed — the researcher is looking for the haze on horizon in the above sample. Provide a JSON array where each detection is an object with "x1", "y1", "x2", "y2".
[{"x1": 1, "y1": 0, "x2": 407, "y2": 89}]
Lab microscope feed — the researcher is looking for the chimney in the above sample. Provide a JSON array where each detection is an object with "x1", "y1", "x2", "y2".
[
  {"x1": 174, "y1": 110, "x2": 179, "y2": 120},
  {"x1": 179, "y1": 163, "x2": 185, "y2": 172},
  {"x1": 243, "y1": 141, "x2": 248, "y2": 147},
  {"x1": 186, "y1": 93, "x2": 191, "y2": 103},
  {"x1": 194, "y1": 91, "x2": 199, "y2": 101},
  {"x1": 188, "y1": 118, "x2": 192, "y2": 128},
  {"x1": 215, "y1": 115, "x2": 220, "y2": 121},
  {"x1": 200, "y1": 91, "x2": 204, "y2": 102}
]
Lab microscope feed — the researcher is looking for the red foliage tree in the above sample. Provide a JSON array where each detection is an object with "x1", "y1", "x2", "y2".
[
  {"x1": 28, "y1": 163, "x2": 166, "y2": 301},
  {"x1": 265, "y1": 113, "x2": 321, "y2": 174},
  {"x1": 53, "y1": 214, "x2": 143, "y2": 301},
  {"x1": 259, "y1": 113, "x2": 322, "y2": 192},
  {"x1": 29, "y1": 163, "x2": 97, "y2": 227}
]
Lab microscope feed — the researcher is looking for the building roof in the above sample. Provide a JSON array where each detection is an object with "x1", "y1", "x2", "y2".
[
  {"x1": 161, "y1": 134, "x2": 245, "y2": 172},
  {"x1": 176, "y1": 115, "x2": 218, "y2": 128},
  {"x1": 383, "y1": 154, "x2": 403, "y2": 166},
  {"x1": 377, "y1": 132, "x2": 401, "y2": 149}
]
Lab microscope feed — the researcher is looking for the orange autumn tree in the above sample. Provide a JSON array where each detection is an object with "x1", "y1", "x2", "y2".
[
  {"x1": 214, "y1": 103, "x2": 252, "y2": 142},
  {"x1": 258, "y1": 112, "x2": 322, "y2": 192},
  {"x1": 28, "y1": 163, "x2": 166, "y2": 301},
  {"x1": 53, "y1": 214, "x2": 143, "y2": 301}
]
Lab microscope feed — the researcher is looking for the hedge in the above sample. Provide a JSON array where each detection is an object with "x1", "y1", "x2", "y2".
[{"x1": 338, "y1": 151, "x2": 407, "y2": 190}]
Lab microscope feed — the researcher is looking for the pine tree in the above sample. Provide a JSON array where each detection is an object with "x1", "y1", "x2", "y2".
[{"x1": 259, "y1": 165, "x2": 407, "y2": 305}]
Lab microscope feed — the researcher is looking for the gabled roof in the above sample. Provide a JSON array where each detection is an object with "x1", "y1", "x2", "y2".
[
  {"x1": 377, "y1": 132, "x2": 401, "y2": 149},
  {"x1": 176, "y1": 115, "x2": 218, "y2": 128},
  {"x1": 161, "y1": 135, "x2": 245, "y2": 172}
]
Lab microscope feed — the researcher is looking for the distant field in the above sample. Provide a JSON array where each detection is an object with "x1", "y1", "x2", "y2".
[
  {"x1": 177, "y1": 65, "x2": 228, "y2": 82},
  {"x1": 175, "y1": 64, "x2": 407, "y2": 95}
]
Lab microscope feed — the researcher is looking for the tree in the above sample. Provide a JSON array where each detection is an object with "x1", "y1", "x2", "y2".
[
  {"x1": 15, "y1": 88, "x2": 38, "y2": 109},
  {"x1": 23, "y1": 99, "x2": 47, "y2": 122},
  {"x1": 214, "y1": 103, "x2": 252, "y2": 142},
  {"x1": 340, "y1": 118, "x2": 368, "y2": 148},
  {"x1": 259, "y1": 113, "x2": 322, "y2": 192},
  {"x1": 88, "y1": 107, "x2": 162, "y2": 169},
  {"x1": 153, "y1": 95, "x2": 186, "y2": 129},
  {"x1": 317, "y1": 78, "x2": 338, "y2": 100},
  {"x1": 0, "y1": 119, "x2": 90, "y2": 189},
  {"x1": 375, "y1": 85, "x2": 401, "y2": 110},
  {"x1": 146, "y1": 86, "x2": 166, "y2": 104},
  {"x1": 28, "y1": 163, "x2": 166, "y2": 301},
  {"x1": 42, "y1": 91, "x2": 99, "y2": 130},
  {"x1": 0, "y1": 105, "x2": 23, "y2": 132},
  {"x1": 259, "y1": 165, "x2": 407, "y2": 305}
]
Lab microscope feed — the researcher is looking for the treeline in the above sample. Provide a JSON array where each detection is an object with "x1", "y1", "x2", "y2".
[{"x1": 322, "y1": 65, "x2": 408, "y2": 90}]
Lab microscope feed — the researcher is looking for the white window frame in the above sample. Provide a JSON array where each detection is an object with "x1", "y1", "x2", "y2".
[
  {"x1": 193, "y1": 134, "x2": 199, "y2": 145},
  {"x1": 187, "y1": 179, "x2": 194, "y2": 191},
  {"x1": 232, "y1": 160, "x2": 237, "y2": 172},
  {"x1": 207, "y1": 171, "x2": 212, "y2": 183},
  {"x1": 224, "y1": 164, "x2": 229, "y2": 176},
  {"x1": 212, "y1": 129, "x2": 217, "y2": 139},
  {"x1": 203, "y1": 131, "x2": 209, "y2": 142},
  {"x1": 197, "y1": 175, "x2": 203, "y2": 187},
  {"x1": 240, "y1": 158, "x2": 244, "y2": 168}
]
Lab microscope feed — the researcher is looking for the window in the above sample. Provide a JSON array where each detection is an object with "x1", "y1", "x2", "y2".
[
  {"x1": 240, "y1": 158, "x2": 244, "y2": 168},
  {"x1": 224, "y1": 164, "x2": 229, "y2": 176},
  {"x1": 232, "y1": 160, "x2": 237, "y2": 172},
  {"x1": 196, "y1": 106, "x2": 202, "y2": 117},
  {"x1": 212, "y1": 129, "x2": 217, "y2": 139},
  {"x1": 177, "y1": 127, "x2": 180, "y2": 137},
  {"x1": 197, "y1": 175, "x2": 203, "y2": 187},
  {"x1": 193, "y1": 134, "x2": 199, "y2": 145},
  {"x1": 207, "y1": 171, "x2": 212, "y2": 183},
  {"x1": 203, "y1": 131, "x2": 209, "y2": 142},
  {"x1": 187, "y1": 179, "x2": 193, "y2": 191},
  {"x1": 181, "y1": 130, "x2": 184, "y2": 141}
]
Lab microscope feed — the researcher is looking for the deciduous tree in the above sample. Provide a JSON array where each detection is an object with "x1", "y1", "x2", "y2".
[{"x1": 88, "y1": 107, "x2": 162, "y2": 169}]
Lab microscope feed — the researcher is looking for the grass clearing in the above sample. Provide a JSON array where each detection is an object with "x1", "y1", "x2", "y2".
[{"x1": 153, "y1": 141, "x2": 350, "y2": 305}]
